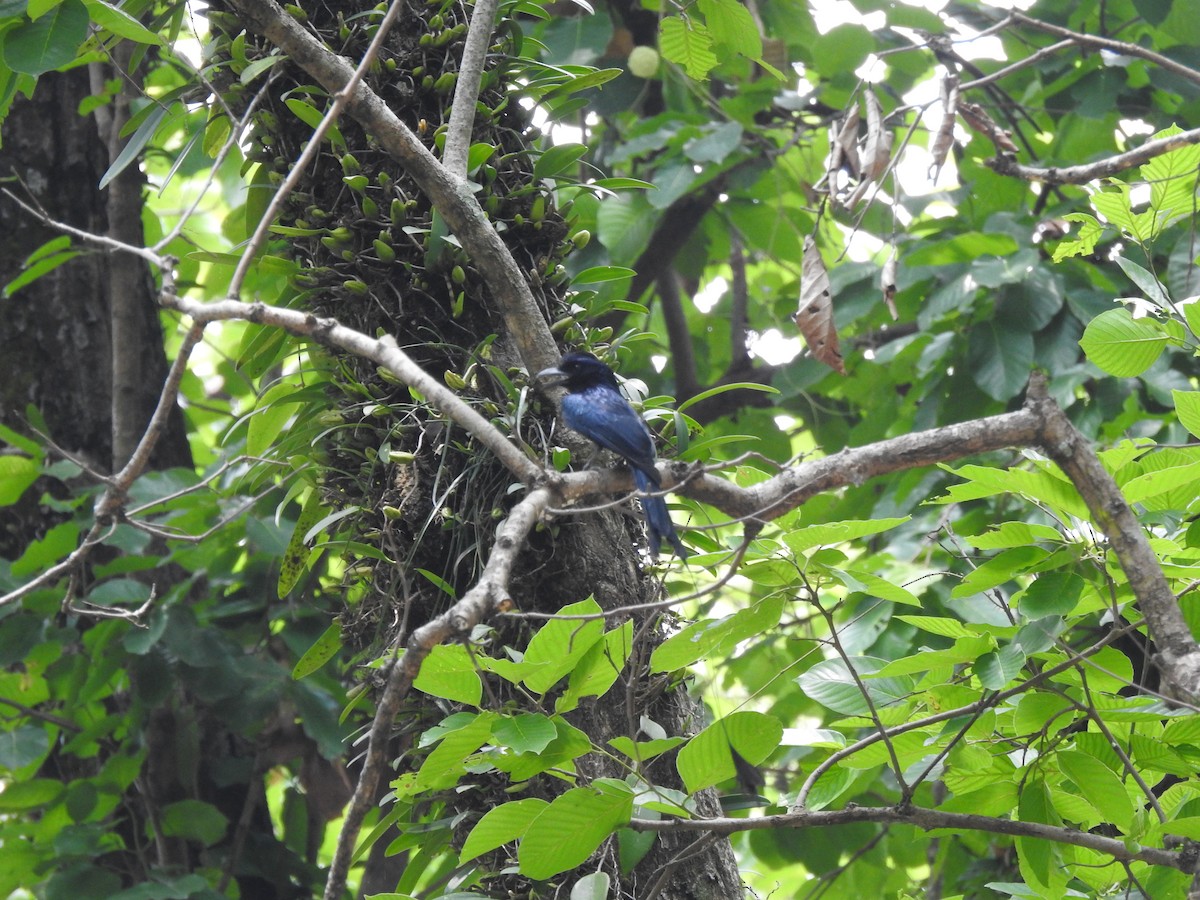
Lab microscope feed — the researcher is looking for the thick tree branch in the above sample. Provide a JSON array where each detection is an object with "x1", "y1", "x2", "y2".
[
  {"x1": 629, "y1": 804, "x2": 1184, "y2": 870},
  {"x1": 161, "y1": 292, "x2": 545, "y2": 487},
  {"x1": 1028, "y1": 383, "x2": 1200, "y2": 697},
  {"x1": 989, "y1": 125, "x2": 1200, "y2": 185},
  {"x1": 227, "y1": 0, "x2": 560, "y2": 375}
]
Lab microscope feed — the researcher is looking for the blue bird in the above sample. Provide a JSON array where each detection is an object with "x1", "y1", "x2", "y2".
[{"x1": 537, "y1": 351, "x2": 688, "y2": 559}]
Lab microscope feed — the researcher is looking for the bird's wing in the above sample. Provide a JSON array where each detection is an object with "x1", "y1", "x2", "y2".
[{"x1": 562, "y1": 386, "x2": 659, "y2": 476}]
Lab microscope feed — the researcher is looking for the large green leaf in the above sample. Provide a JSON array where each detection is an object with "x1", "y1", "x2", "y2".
[
  {"x1": 1, "y1": 0, "x2": 86, "y2": 74},
  {"x1": 1079, "y1": 308, "x2": 1171, "y2": 376},
  {"x1": 518, "y1": 780, "x2": 633, "y2": 879}
]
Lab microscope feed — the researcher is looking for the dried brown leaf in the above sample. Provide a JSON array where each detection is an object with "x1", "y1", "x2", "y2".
[
  {"x1": 930, "y1": 75, "x2": 959, "y2": 180},
  {"x1": 794, "y1": 236, "x2": 845, "y2": 374}
]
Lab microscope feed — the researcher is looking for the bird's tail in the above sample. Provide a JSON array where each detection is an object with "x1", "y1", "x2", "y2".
[{"x1": 633, "y1": 468, "x2": 688, "y2": 559}]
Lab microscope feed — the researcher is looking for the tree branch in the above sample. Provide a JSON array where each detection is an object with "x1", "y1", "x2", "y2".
[
  {"x1": 629, "y1": 804, "x2": 1184, "y2": 870},
  {"x1": 442, "y1": 0, "x2": 499, "y2": 178},
  {"x1": 989, "y1": 125, "x2": 1200, "y2": 185},
  {"x1": 161, "y1": 292, "x2": 545, "y2": 488}
]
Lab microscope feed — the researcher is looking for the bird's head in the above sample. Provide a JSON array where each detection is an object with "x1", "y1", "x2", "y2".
[{"x1": 536, "y1": 351, "x2": 621, "y2": 392}]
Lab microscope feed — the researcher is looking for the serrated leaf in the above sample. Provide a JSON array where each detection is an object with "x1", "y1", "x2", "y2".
[
  {"x1": 698, "y1": 0, "x2": 761, "y2": 58},
  {"x1": 1079, "y1": 308, "x2": 1170, "y2": 376},
  {"x1": 1144, "y1": 125, "x2": 1200, "y2": 233},
  {"x1": 659, "y1": 17, "x2": 718, "y2": 81},
  {"x1": 1051, "y1": 213, "x2": 1104, "y2": 262}
]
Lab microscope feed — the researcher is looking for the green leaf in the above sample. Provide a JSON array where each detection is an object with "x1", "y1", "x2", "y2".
[
  {"x1": 160, "y1": 799, "x2": 229, "y2": 846},
  {"x1": 1058, "y1": 750, "x2": 1134, "y2": 833},
  {"x1": 1091, "y1": 181, "x2": 1154, "y2": 242},
  {"x1": 1144, "y1": 125, "x2": 1200, "y2": 231},
  {"x1": 1051, "y1": 213, "x2": 1105, "y2": 262},
  {"x1": 492, "y1": 714, "x2": 557, "y2": 755},
  {"x1": 797, "y1": 657, "x2": 914, "y2": 716},
  {"x1": 0, "y1": 777, "x2": 63, "y2": 810},
  {"x1": 904, "y1": 231, "x2": 1019, "y2": 266},
  {"x1": 292, "y1": 622, "x2": 342, "y2": 680},
  {"x1": 82, "y1": 0, "x2": 162, "y2": 43},
  {"x1": 975, "y1": 644, "x2": 1025, "y2": 690},
  {"x1": 278, "y1": 490, "x2": 328, "y2": 598},
  {"x1": 659, "y1": 18, "x2": 718, "y2": 81},
  {"x1": 411, "y1": 644, "x2": 483, "y2": 706},
  {"x1": 1115, "y1": 255, "x2": 1171, "y2": 308},
  {"x1": 684, "y1": 121, "x2": 743, "y2": 164},
  {"x1": 782, "y1": 517, "x2": 909, "y2": 555},
  {"x1": 894, "y1": 616, "x2": 979, "y2": 639},
  {"x1": 676, "y1": 710, "x2": 782, "y2": 793},
  {"x1": 570, "y1": 872, "x2": 612, "y2": 900},
  {"x1": 675, "y1": 380, "x2": 777, "y2": 415},
  {"x1": 460, "y1": 798, "x2": 548, "y2": 863},
  {"x1": 518, "y1": 781, "x2": 633, "y2": 879},
  {"x1": 533, "y1": 142, "x2": 587, "y2": 179},
  {"x1": 519, "y1": 598, "x2": 605, "y2": 693},
  {"x1": 968, "y1": 319, "x2": 1034, "y2": 401},
  {"x1": 1121, "y1": 460, "x2": 1200, "y2": 505},
  {"x1": 651, "y1": 594, "x2": 784, "y2": 673},
  {"x1": 962, "y1": 522, "x2": 1063, "y2": 549},
  {"x1": 558, "y1": 620, "x2": 633, "y2": 713},
  {"x1": 411, "y1": 712, "x2": 496, "y2": 794},
  {"x1": 1079, "y1": 308, "x2": 1170, "y2": 377},
  {"x1": 698, "y1": 0, "x2": 761, "y2": 59},
  {"x1": 1173, "y1": 390, "x2": 1200, "y2": 439},
  {"x1": 572, "y1": 265, "x2": 635, "y2": 285},
  {"x1": 2, "y1": 0, "x2": 87, "y2": 74},
  {"x1": 1018, "y1": 572, "x2": 1084, "y2": 619},
  {"x1": 0, "y1": 454, "x2": 39, "y2": 506},
  {"x1": 99, "y1": 103, "x2": 169, "y2": 190}
]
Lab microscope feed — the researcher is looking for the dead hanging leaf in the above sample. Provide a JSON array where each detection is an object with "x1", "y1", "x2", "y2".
[
  {"x1": 929, "y1": 74, "x2": 959, "y2": 181},
  {"x1": 794, "y1": 236, "x2": 845, "y2": 374},
  {"x1": 860, "y1": 88, "x2": 890, "y2": 181},
  {"x1": 959, "y1": 102, "x2": 1019, "y2": 155},
  {"x1": 831, "y1": 103, "x2": 862, "y2": 181},
  {"x1": 841, "y1": 89, "x2": 895, "y2": 208},
  {"x1": 882, "y1": 249, "x2": 898, "y2": 320}
]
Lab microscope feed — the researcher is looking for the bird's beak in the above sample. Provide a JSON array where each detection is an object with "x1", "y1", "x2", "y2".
[{"x1": 536, "y1": 365, "x2": 568, "y2": 384}]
